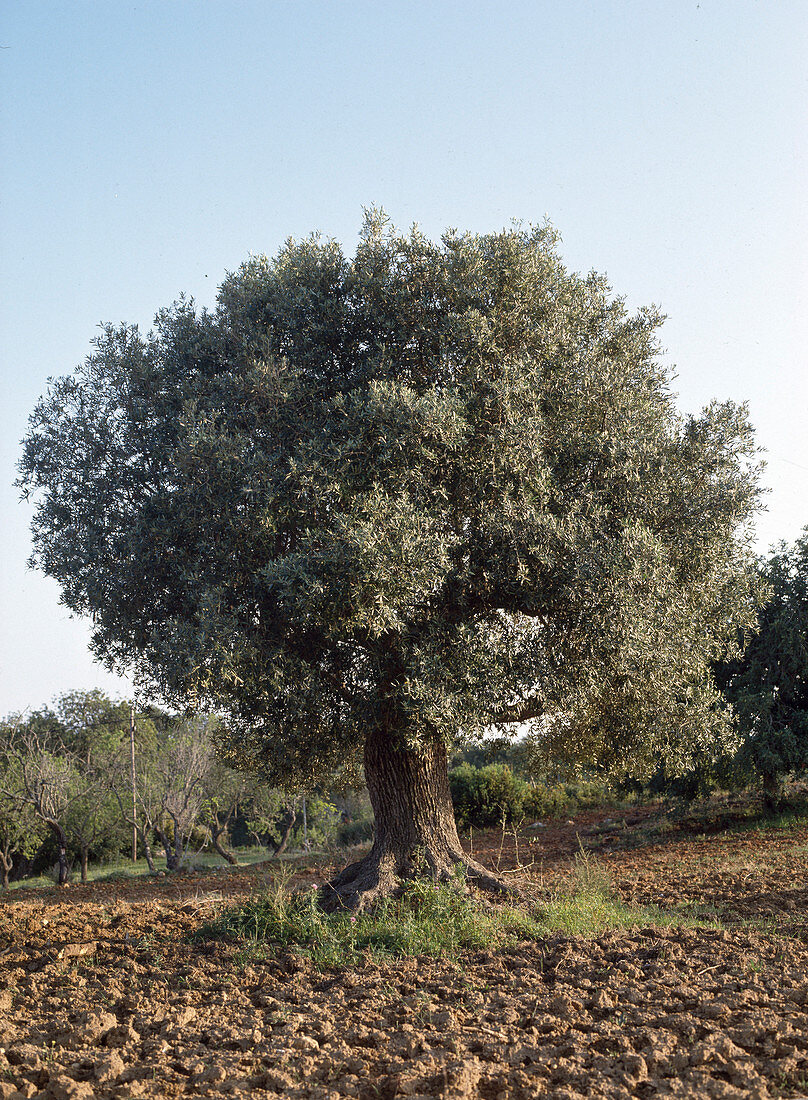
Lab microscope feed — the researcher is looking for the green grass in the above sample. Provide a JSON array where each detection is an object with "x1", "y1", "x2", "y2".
[
  {"x1": 3, "y1": 845, "x2": 287, "y2": 891},
  {"x1": 729, "y1": 804, "x2": 808, "y2": 834},
  {"x1": 657, "y1": 783, "x2": 808, "y2": 841},
  {"x1": 198, "y1": 874, "x2": 508, "y2": 968},
  {"x1": 198, "y1": 854, "x2": 722, "y2": 970}
]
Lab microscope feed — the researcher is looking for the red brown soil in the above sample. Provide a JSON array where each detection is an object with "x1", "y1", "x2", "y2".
[{"x1": 2, "y1": 804, "x2": 808, "y2": 1099}]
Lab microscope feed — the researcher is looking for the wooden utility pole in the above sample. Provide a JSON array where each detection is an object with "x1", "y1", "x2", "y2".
[{"x1": 129, "y1": 703, "x2": 137, "y2": 862}]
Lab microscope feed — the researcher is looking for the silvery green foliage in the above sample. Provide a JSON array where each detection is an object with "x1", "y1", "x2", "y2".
[
  {"x1": 717, "y1": 529, "x2": 808, "y2": 791},
  {"x1": 19, "y1": 213, "x2": 762, "y2": 785}
]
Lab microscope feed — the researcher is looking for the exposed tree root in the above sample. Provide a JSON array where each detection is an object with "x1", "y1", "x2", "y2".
[
  {"x1": 318, "y1": 842, "x2": 519, "y2": 913},
  {"x1": 316, "y1": 730, "x2": 522, "y2": 912}
]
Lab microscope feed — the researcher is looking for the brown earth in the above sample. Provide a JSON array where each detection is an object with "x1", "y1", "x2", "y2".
[{"x1": 2, "y1": 805, "x2": 808, "y2": 1100}]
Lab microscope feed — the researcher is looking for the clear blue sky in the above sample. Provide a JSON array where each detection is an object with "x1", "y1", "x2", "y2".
[{"x1": 1, "y1": 0, "x2": 806, "y2": 715}]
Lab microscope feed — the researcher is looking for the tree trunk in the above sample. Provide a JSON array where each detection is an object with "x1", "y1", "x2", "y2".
[
  {"x1": 211, "y1": 823, "x2": 238, "y2": 865},
  {"x1": 47, "y1": 821, "x2": 70, "y2": 886},
  {"x1": 138, "y1": 829, "x2": 157, "y2": 874},
  {"x1": 1, "y1": 850, "x2": 10, "y2": 889},
  {"x1": 156, "y1": 827, "x2": 180, "y2": 871},
  {"x1": 321, "y1": 729, "x2": 510, "y2": 911},
  {"x1": 271, "y1": 805, "x2": 298, "y2": 856},
  {"x1": 13, "y1": 852, "x2": 34, "y2": 883},
  {"x1": 762, "y1": 771, "x2": 783, "y2": 811},
  {"x1": 80, "y1": 846, "x2": 89, "y2": 883},
  {"x1": 173, "y1": 820, "x2": 184, "y2": 868}
]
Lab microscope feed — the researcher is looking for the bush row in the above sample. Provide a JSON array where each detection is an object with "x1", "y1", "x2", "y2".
[{"x1": 449, "y1": 762, "x2": 610, "y2": 829}]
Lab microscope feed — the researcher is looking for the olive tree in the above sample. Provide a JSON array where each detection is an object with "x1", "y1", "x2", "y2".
[
  {"x1": 0, "y1": 733, "x2": 45, "y2": 887},
  {"x1": 108, "y1": 710, "x2": 163, "y2": 873},
  {"x1": 243, "y1": 785, "x2": 302, "y2": 857},
  {"x1": 152, "y1": 716, "x2": 216, "y2": 870},
  {"x1": 19, "y1": 213, "x2": 762, "y2": 908},
  {"x1": 1, "y1": 720, "x2": 92, "y2": 885},
  {"x1": 109, "y1": 713, "x2": 216, "y2": 871},
  {"x1": 55, "y1": 689, "x2": 131, "y2": 763},
  {"x1": 717, "y1": 529, "x2": 808, "y2": 805},
  {"x1": 200, "y1": 760, "x2": 251, "y2": 865},
  {"x1": 63, "y1": 765, "x2": 122, "y2": 882}
]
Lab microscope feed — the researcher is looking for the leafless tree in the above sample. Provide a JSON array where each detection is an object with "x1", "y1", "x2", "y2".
[{"x1": 0, "y1": 731, "x2": 45, "y2": 887}]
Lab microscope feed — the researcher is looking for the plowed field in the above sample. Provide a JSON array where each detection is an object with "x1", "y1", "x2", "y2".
[{"x1": 3, "y1": 805, "x2": 808, "y2": 1100}]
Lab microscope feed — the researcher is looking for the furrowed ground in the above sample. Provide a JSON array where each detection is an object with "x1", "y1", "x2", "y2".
[{"x1": 2, "y1": 801, "x2": 808, "y2": 1100}]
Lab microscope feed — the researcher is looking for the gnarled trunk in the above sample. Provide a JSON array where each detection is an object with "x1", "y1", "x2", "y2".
[
  {"x1": 156, "y1": 826, "x2": 181, "y2": 871},
  {"x1": 173, "y1": 821, "x2": 185, "y2": 867},
  {"x1": 271, "y1": 805, "x2": 298, "y2": 857},
  {"x1": 211, "y1": 826, "x2": 239, "y2": 865},
  {"x1": 762, "y1": 771, "x2": 783, "y2": 811},
  {"x1": 46, "y1": 820, "x2": 70, "y2": 886},
  {"x1": 136, "y1": 825, "x2": 157, "y2": 873},
  {"x1": 321, "y1": 728, "x2": 509, "y2": 911}
]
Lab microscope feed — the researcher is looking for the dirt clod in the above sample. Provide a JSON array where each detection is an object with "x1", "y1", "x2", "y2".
[{"x1": 3, "y1": 806, "x2": 808, "y2": 1098}]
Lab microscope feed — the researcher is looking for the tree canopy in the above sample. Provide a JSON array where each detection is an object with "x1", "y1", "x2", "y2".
[
  {"x1": 20, "y1": 213, "x2": 762, "y2": 798},
  {"x1": 716, "y1": 529, "x2": 808, "y2": 800}
]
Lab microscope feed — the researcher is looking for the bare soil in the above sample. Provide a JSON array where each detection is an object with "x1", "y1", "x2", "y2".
[{"x1": 2, "y1": 803, "x2": 808, "y2": 1099}]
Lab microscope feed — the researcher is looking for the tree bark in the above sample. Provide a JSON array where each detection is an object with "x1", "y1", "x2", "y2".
[
  {"x1": 210, "y1": 823, "x2": 238, "y2": 865},
  {"x1": 138, "y1": 828, "x2": 157, "y2": 873},
  {"x1": 320, "y1": 728, "x2": 511, "y2": 911},
  {"x1": 1, "y1": 851, "x2": 10, "y2": 889},
  {"x1": 271, "y1": 805, "x2": 298, "y2": 857},
  {"x1": 156, "y1": 826, "x2": 180, "y2": 871},
  {"x1": 762, "y1": 771, "x2": 783, "y2": 811},
  {"x1": 80, "y1": 846, "x2": 89, "y2": 883},
  {"x1": 46, "y1": 820, "x2": 70, "y2": 886},
  {"x1": 172, "y1": 820, "x2": 184, "y2": 868}
]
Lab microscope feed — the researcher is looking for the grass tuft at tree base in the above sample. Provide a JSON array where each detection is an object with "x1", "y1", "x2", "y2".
[{"x1": 197, "y1": 856, "x2": 722, "y2": 970}]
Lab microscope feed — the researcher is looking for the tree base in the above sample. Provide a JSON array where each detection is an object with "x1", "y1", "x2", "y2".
[
  {"x1": 316, "y1": 731, "x2": 520, "y2": 911},
  {"x1": 318, "y1": 842, "x2": 517, "y2": 912}
]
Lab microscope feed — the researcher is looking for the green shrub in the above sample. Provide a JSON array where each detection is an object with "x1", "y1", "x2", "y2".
[
  {"x1": 565, "y1": 779, "x2": 612, "y2": 808},
  {"x1": 449, "y1": 762, "x2": 529, "y2": 828},
  {"x1": 450, "y1": 763, "x2": 615, "y2": 829},
  {"x1": 291, "y1": 796, "x2": 342, "y2": 850},
  {"x1": 447, "y1": 762, "x2": 479, "y2": 826},
  {"x1": 337, "y1": 818, "x2": 374, "y2": 847},
  {"x1": 523, "y1": 782, "x2": 570, "y2": 819}
]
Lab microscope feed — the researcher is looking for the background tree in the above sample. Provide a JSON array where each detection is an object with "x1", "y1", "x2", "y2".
[
  {"x1": 2, "y1": 719, "x2": 93, "y2": 884},
  {"x1": 51, "y1": 691, "x2": 130, "y2": 879},
  {"x1": 108, "y1": 711, "x2": 215, "y2": 871},
  {"x1": 716, "y1": 529, "x2": 808, "y2": 805},
  {"x1": 200, "y1": 758, "x2": 251, "y2": 865},
  {"x1": 19, "y1": 214, "x2": 762, "y2": 907},
  {"x1": 0, "y1": 730, "x2": 46, "y2": 887},
  {"x1": 242, "y1": 784, "x2": 299, "y2": 857},
  {"x1": 62, "y1": 763, "x2": 121, "y2": 882},
  {"x1": 108, "y1": 710, "x2": 164, "y2": 873},
  {"x1": 151, "y1": 715, "x2": 216, "y2": 870},
  {"x1": 55, "y1": 689, "x2": 130, "y2": 763}
]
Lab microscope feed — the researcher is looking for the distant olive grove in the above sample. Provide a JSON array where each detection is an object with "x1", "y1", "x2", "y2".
[{"x1": 0, "y1": 691, "x2": 361, "y2": 887}]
